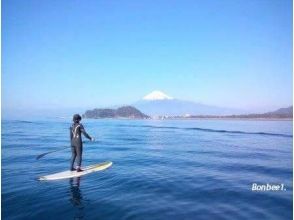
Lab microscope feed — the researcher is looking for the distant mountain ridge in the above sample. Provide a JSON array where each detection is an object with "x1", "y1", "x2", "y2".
[
  {"x1": 260, "y1": 106, "x2": 293, "y2": 118},
  {"x1": 267, "y1": 106, "x2": 293, "y2": 116},
  {"x1": 82, "y1": 105, "x2": 292, "y2": 120},
  {"x1": 134, "y1": 91, "x2": 244, "y2": 116},
  {"x1": 225, "y1": 106, "x2": 292, "y2": 119},
  {"x1": 166, "y1": 106, "x2": 293, "y2": 119},
  {"x1": 82, "y1": 90, "x2": 292, "y2": 120},
  {"x1": 83, "y1": 106, "x2": 149, "y2": 119}
]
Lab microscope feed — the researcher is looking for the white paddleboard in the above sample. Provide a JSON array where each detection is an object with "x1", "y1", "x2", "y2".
[{"x1": 39, "y1": 161, "x2": 112, "y2": 181}]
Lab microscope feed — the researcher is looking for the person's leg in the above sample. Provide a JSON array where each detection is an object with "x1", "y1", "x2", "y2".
[
  {"x1": 70, "y1": 146, "x2": 77, "y2": 171},
  {"x1": 76, "y1": 144, "x2": 83, "y2": 172}
]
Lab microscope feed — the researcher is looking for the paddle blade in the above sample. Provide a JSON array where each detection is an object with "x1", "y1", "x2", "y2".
[{"x1": 36, "y1": 153, "x2": 48, "y2": 160}]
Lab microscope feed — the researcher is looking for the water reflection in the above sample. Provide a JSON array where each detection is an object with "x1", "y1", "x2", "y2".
[{"x1": 69, "y1": 177, "x2": 84, "y2": 219}]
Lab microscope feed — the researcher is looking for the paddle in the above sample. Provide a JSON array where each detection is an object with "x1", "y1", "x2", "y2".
[
  {"x1": 36, "y1": 146, "x2": 69, "y2": 160},
  {"x1": 36, "y1": 140, "x2": 96, "y2": 160}
]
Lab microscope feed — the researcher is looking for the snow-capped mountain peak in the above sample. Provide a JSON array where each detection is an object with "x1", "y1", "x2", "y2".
[{"x1": 143, "y1": 91, "x2": 174, "y2": 100}]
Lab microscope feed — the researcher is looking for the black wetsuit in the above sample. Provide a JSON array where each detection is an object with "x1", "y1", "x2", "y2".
[{"x1": 70, "y1": 122, "x2": 92, "y2": 169}]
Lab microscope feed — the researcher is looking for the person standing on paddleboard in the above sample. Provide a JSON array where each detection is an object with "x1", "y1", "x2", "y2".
[{"x1": 70, "y1": 114, "x2": 94, "y2": 172}]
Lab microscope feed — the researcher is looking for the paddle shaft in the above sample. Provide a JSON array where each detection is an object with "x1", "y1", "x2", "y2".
[
  {"x1": 36, "y1": 146, "x2": 69, "y2": 160},
  {"x1": 36, "y1": 141, "x2": 93, "y2": 160}
]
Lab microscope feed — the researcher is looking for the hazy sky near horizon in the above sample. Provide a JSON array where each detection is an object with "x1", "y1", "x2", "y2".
[{"x1": 3, "y1": 0, "x2": 293, "y2": 114}]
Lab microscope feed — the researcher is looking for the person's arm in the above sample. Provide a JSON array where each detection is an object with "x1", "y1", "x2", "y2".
[
  {"x1": 80, "y1": 124, "x2": 93, "y2": 141},
  {"x1": 70, "y1": 126, "x2": 73, "y2": 141}
]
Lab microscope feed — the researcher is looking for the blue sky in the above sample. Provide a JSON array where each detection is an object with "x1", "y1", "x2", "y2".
[{"x1": 2, "y1": 0, "x2": 292, "y2": 116}]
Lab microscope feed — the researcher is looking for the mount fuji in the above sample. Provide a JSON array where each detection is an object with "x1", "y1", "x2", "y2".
[
  {"x1": 134, "y1": 91, "x2": 244, "y2": 116},
  {"x1": 142, "y1": 91, "x2": 174, "y2": 101}
]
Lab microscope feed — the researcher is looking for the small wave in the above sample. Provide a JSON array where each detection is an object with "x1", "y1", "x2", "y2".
[
  {"x1": 14, "y1": 120, "x2": 34, "y2": 124},
  {"x1": 114, "y1": 137, "x2": 141, "y2": 142},
  {"x1": 120, "y1": 124, "x2": 292, "y2": 138}
]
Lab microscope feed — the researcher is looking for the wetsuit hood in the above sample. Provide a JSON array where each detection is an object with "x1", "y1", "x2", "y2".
[{"x1": 73, "y1": 114, "x2": 82, "y2": 123}]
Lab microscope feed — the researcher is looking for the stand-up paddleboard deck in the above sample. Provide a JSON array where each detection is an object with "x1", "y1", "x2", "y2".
[{"x1": 39, "y1": 161, "x2": 112, "y2": 181}]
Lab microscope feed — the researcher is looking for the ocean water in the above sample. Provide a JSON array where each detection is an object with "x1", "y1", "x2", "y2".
[{"x1": 2, "y1": 119, "x2": 293, "y2": 220}]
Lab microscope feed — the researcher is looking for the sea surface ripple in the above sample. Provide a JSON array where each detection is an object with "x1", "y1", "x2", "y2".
[{"x1": 2, "y1": 119, "x2": 293, "y2": 220}]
